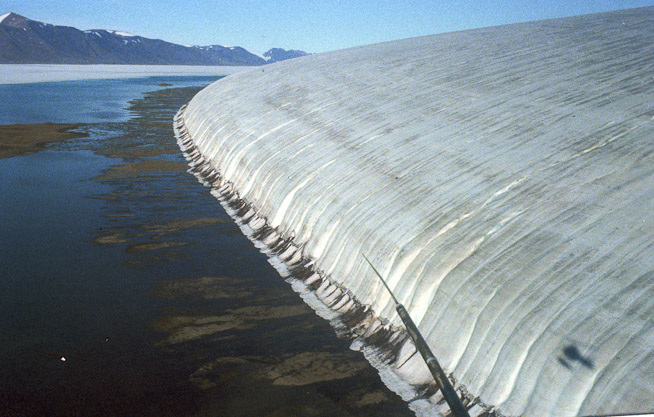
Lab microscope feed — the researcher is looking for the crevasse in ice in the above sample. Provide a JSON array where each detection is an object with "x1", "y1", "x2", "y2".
[{"x1": 176, "y1": 7, "x2": 654, "y2": 417}]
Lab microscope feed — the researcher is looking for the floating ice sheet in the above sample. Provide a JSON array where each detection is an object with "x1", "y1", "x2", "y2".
[{"x1": 0, "y1": 64, "x2": 251, "y2": 85}]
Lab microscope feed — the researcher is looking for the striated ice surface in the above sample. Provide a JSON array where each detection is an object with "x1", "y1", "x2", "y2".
[{"x1": 178, "y1": 7, "x2": 654, "y2": 417}]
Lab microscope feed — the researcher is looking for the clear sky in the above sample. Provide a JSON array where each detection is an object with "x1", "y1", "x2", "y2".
[{"x1": 3, "y1": 0, "x2": 653, "y2": 53}]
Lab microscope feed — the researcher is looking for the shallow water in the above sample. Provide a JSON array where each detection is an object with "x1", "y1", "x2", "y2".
[
  {"x1": 0, "y1": 79, "x2": 414, "y2": 416},
  {"x1": 0, "y1": 76, "x2": 221, "y2": 124}
]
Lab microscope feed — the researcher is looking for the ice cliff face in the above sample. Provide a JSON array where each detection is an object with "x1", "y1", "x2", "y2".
[{"x1": 175, "y1": 7, "x2": 654, "y2": 417}]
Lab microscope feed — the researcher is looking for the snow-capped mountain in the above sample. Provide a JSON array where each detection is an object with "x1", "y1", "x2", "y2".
[{"x1": 0, "y1": 12, "x2": 307, "y2": 65}]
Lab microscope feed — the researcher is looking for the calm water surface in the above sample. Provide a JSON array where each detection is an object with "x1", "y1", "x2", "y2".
[
  {"x1": 0, "y1": 76, "x2": 221, "y2": 124},
  {"x1": 0, "y1": 78, "x2": 414, "y2": 416}
]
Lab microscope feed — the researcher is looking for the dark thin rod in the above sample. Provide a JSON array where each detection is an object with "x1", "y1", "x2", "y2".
[
  {"x1": 362, "y1": 254, "x2": 470, "y2": 417},
  {"x1": 362, "y1": 254, "x2": 399, "y2": 304}
]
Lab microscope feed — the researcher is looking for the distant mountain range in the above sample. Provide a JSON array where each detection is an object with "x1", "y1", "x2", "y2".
[{"x1": 0, "y1": 12, "x2": 308, "y2": 65}]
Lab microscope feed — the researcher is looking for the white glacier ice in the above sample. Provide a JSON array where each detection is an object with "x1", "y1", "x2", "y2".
[{"x1": 174, "y1": 7, "x2": 654, "y2": 417}]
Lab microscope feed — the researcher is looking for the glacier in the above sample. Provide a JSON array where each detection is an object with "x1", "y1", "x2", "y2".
[{"x1": 173, "y1": 7, "x2": 654, "y2": 417}]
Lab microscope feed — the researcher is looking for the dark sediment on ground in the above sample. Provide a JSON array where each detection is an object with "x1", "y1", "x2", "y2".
[
  {"x1": 1, "y1": 85, "x2": 415, "y2": 417},
  {"x1": 0, "y1": 122, "x2": 87, "y2": 158}
]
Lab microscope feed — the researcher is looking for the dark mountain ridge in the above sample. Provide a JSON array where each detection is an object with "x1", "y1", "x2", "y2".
[{"x1": 0, "y1": 12, "x2": 307, "y2": 65}]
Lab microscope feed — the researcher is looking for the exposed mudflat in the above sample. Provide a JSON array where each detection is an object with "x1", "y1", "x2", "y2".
[{"x1": 0, "y1": 122, "x2": 87, "y2": 158}]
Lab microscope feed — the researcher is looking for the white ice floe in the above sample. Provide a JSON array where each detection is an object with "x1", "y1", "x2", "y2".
[
  {"x1": 0, "y1": 64, "x2": 252, "y2": 84},
  {"x1": 178, "y1": 7, "x2": 654, "y2": 417}
]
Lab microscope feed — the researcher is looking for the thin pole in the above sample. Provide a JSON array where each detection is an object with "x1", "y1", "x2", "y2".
[{"x1": 362, "y1": 254, "x2": 470, "y2": 417}]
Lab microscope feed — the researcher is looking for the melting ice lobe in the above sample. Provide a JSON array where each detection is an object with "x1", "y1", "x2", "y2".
[{"x1": 174, "y1": 7, "x2": 654, "y2": 417}]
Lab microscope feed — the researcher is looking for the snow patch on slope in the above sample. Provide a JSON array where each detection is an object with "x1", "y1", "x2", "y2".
[
  {"x1": 84, "y1": 30, "x2": 103, "y2": 37},
  {"x1": 107, "y1": 29, "x2": 135, "y2": 37}
]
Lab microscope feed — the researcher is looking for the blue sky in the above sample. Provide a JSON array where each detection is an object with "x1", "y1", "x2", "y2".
[{"x1": 3, "y1": 0, "x2": 653, "y2": 53}]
